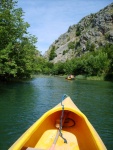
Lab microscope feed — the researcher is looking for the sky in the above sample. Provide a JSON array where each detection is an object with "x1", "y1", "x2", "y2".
[{"x1": 17, "y1": 0, "x2": 113, "y2": 54}]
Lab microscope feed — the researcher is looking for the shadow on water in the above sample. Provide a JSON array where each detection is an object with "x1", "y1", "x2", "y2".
[{"x1": 0, "y1": 76, "x2": 113, "y2": 149}]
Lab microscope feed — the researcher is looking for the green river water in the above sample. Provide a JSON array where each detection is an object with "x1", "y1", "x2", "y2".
[{"x1": 0, "y1": 76, "x2": 113, "y2": 150}]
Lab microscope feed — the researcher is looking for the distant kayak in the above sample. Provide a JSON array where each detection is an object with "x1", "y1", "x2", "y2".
[
  {"x1": 9, "y1": 95, "x2": 107, "y2": 150},
  {"x1": 66, "y1": 74, "x2": 75, "y2": 80}
]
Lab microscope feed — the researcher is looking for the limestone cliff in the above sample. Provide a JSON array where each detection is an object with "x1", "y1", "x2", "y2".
[{"x1": 44, "y1": 3, "x2": 113, "y2": 63}]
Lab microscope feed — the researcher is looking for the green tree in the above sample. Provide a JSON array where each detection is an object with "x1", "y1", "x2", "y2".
[
  {"x1": 0, "y1": 0, "x2": 38, "y2": 80},
  {"x1": 68, "y1": 41, "x2": 75, "y2": 49},
  {"x1": 101, "y1": 44, "x2": 113, "y2": 79},
  {"x1": 52, "y1": 62, "x2": 65, "y2": 75},
  {"x1": 82, "y1": 50, "x2": 110, "y2": 76},
  {"x1": 86, "y1": 41, "x2": 95, "y2": 52},
  {"x1": 49, "y1": 46, "x2": 57, "y2": 61},
  {"x1": 76, "y1": 25, "x2": 81, "y2": 36},
  {"x1": 63, "y1": 59, "x2": 76, "y2": 75}
]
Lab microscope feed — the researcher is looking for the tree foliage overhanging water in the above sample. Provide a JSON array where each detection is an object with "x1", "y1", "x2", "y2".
[{"x1": 0, "y1": 0, "x2": 39, "y2": 80}]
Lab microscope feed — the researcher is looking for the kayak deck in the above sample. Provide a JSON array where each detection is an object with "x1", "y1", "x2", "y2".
[
  {"x1": 21, "y1": 110, "x2": 100, "y2": 150},
  {"x1": 34, "y1": 129, "x2": 79, "y2": 150}
]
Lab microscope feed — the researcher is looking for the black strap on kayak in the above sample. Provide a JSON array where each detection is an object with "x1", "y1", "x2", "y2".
[{"x1": 59, "y1": 94, "x2": 68, "y2": 143}]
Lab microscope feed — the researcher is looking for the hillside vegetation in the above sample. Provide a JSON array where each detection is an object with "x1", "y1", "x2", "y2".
[{"x1": 49, "y1": 44, "x2": 113, "y2": 80}]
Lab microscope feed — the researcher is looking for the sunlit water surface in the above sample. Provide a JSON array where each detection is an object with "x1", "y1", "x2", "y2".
[{"x1": 0, "y1": 76, "x2": 113, "y2": 149}]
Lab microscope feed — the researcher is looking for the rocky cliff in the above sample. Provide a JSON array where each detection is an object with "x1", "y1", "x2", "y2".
[{"x1": 44, "y1": 3, "x2": 113, "y2": 63}]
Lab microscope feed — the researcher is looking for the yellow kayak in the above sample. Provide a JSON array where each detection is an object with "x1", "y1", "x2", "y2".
[
  {"x1": 66, "y1": 75, "x2": 75, "y2": 80},
  {"x1": 9, "y1": 95, "x2": 107, "y2": 150}
]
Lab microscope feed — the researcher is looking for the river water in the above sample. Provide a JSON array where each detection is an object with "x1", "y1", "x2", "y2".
[{"x1": 0, "y1": 76, "x2": 113, "y2": 150}]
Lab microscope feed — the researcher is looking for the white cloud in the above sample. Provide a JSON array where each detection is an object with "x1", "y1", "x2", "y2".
[{"x1": 17, "y1": 0, "x2": 113, "y2": 54}]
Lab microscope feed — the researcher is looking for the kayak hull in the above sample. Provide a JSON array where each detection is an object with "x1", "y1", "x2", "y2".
[{"x1": 9, "y1": 96, "x2": 107, "y2": 150}]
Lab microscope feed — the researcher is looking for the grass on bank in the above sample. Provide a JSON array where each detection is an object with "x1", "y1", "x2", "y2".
[{"x1": 75, "y1": 75, "x2": 105, "y2": 81}]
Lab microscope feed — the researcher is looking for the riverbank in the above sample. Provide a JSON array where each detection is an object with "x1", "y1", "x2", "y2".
[
  {"x1": 57, "y1": 74, "x2": 105, "y2": 81},
  {"x1": 75, "y1": 75, "x2": 105, "y2": 81},
  {"x1": 0, "y1": 73, "x2": 112, "y2": 82}
]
